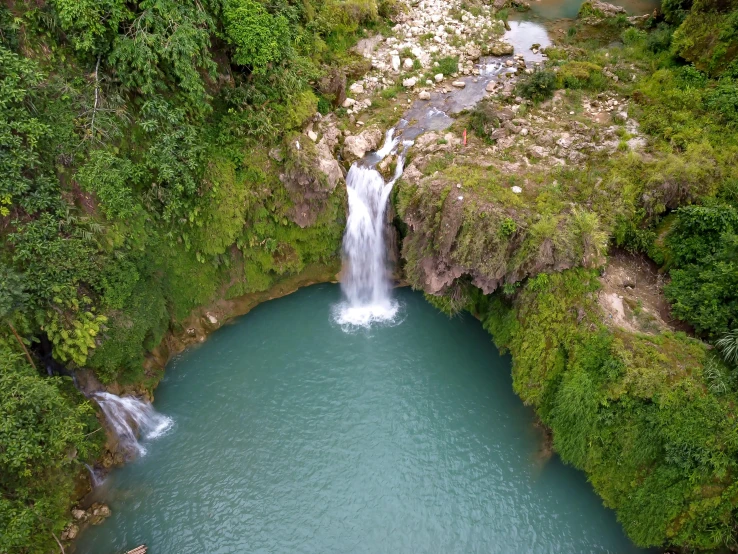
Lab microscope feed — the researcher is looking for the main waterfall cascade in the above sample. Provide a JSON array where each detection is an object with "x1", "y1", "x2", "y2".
[
  {"x1": 335, "y1": 129, "x2": 413, "y2": 327},
  {"x1": 94, "y1": 392, "x2": 173, "y2": 457}
]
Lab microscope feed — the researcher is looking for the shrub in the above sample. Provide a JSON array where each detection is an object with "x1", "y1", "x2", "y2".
[
  {"x1": 436, "y1": 55, "x2": 459, "y2": 76},
  {"x1": 705, "y1": 78, "x2": 738, "y2": 126},
  {"x1": 716, "y1": 329, "x2": 738, "y2": 368},
  {"x1": 469, "y1": 101, "x2": 500, "y2": 139},
  {"x1": 76, "y1": 150, "x2": 143, "y2": 220},
  {"x1": 662, "y1": 203, "x2": 738, "y2": 337},
  {"x1": 662, "y1": 0, "x2": 693, "y2": 25},
  {"x1": 557, "y1": 61, "x2": 606, "y2": 90},
  {"x1": 223, "y1": 0, "x2": 292, "y2": 72},
  {"x1": 516, "y1": 69, "x2": 557, "y2": 102}
]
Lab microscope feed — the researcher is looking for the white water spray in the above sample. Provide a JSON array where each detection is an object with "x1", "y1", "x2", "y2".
[
  {"x1": 336, "y1": 129, "x2": 412, "y2": 327},
  {"x1": 94, "y1": 392, "x2": 173, "y2": 457}
]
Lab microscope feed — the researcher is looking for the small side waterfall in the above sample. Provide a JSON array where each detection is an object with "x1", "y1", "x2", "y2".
[
  {"x1": 94, "y1": 392, "x2": 173, "y2": 457},
  {"x1": 336, "y1": 129, "x2": 411, "y2": 327},
  {"x1": 85, "y1": 463, "x2": 105, "y2": 488}
]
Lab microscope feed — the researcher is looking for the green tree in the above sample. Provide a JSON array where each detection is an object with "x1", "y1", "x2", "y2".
[
  {"x1": 109, "y1": 0, "x2": 216, "y2": 109},
  {"x1": 223, "y1": 0, "x2": 292, "y2": 72}
]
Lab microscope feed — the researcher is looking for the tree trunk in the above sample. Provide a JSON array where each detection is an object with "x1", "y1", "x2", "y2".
[{"x1": 8, "y1": 321, "x2": 36, "y2": 370}]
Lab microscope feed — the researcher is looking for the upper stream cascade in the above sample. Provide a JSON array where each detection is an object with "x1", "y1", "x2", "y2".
[
  {"x1": 94, "y1": 392, "x2": 173, "y2": 457},
  {"x1": 336, "y1": 129, "x2": 412, "y2": 327}
]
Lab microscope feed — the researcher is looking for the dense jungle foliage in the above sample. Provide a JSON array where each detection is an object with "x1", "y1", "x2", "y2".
[{"x1": 0, "y1": 0, "x2": 393, "y2": 550}]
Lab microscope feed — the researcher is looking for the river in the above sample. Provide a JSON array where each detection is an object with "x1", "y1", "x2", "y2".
[{"x1": 76, "y1": 285, "x2": 643, "y2": 553}]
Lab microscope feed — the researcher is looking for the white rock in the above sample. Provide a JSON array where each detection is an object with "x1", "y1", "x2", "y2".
[
  {"x1": 426, "y1": 79, "x2": 433, "y2": 86},
  {"x1": 419, "y1": 91, "x2": 431, "y2": 100},
  {"x1": 431, "y1": 14, "x2": 441, "y2": 23},
  {"x1": 520, "y1": 128, "x2": 528, "y2": 136},
  {"x1": 206, "y1": 313, "x2": 218, "y2": 325},
  {"x1": 511, "y1": 186, "x2": 522, "y2": 194},
  {"x1": 451, "y1": 81, "x2": 466, "y2": 88},
  {"x1": 307, "y1": 130, "x2": 318, "y2": 142},
  {"x1": 342, "y1": 98, "x2": 356, "y2": 108},
  {"x1": 349, "y1": 82, "x2": 364, "y2": 94},
  {"x1": 391, "y1": 55, "x2": 401, "y2": 72},
  {"x1": 458, "y1": 195, "x2": 464, "y2": 201},
  {"x1": 434, "y1": 73, "x2": 444, "y2": 82},
  {"x1": 403, "y1": 57, "x2": 414, "y2": 70},
  {"x1": 403, "y1": 77, "x2": 418, "y2": 88}
]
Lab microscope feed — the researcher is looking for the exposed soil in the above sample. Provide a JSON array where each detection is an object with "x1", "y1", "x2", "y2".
[{"x1": 598, "y1": 248, "x2": 692, "y2": 335}]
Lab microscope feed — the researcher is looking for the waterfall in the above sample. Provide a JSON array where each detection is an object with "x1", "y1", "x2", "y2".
[
  {"x1": 85, "y1": 463, "x2": 104, "y2": 488},
  {"x1": 335, "y1": 129, "x2": 412, "y2": 327},
  {"x1": 94, "y1": 392, "x2": 173, "y2": 457}
]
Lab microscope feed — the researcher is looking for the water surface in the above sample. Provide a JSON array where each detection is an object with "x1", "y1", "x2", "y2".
[
  {"x1": 526, "y1": 0, "x2": 659, "y2": 19},
  {"x1": 77, "y1": 285, "x2": 643, "y2": 554}
]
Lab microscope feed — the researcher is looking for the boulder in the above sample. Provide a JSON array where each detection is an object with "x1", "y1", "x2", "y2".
[
  {"x1": 419, "y1": 91, "x2": 431, "y2": 100},
  {"x1": 71, "y1": 509, "x2": 87, "y2": 521},
  {"x1": 349, "y1": 82, "x2": 364, "y2": 94},
  {"x1": 434, "y1": 73, "x2": 444, "y2": 82},
  {"x1": 307, "y1": 130, "x2": 318, "y2": 142},
  {"x1": 403, "y1": 77, "x2": 418, "y2": 88},
  {"x1": 90, "y1": 503, "x2": 112, "y2": 525},
  {"x1": 343, "y1": 126, "x2": 384, "y2": 162},
  {"x1": 451, "y1": 80, "x2": 466, "y2": 88},
  {"x1": 352, "y1": 35, "x2": 383, "y2": 58},
  {"x1": 556, "y1": 133, "x2": 574, "y2": 149},
  {"x1": 403, "y1": 58, "x2": 414, "y2": 70},
  {"x1": 495, "y1": 107, "x2": 514, "y2": 121},
  {"x1": 527, "y1": 145, "x2": 549, "y2": 158},
  {"x1": 465, "y1": 44, "x2": 482, "y2": 60},
  {"x1": 342, "y1": 98, "x2": 356, "y2": 108},
  {"x1": 61, "y1": 524, "x2": 79, "y2": 541},
  {"x1": 488, "y1": 41, "x2": 514, "y2": 56},
  {"x1": 490, "y1": 128, "x2": 509, "y2": 141},
  {"x1": 391, "y1": 54, "x2": 401, "y2": 72},
  {"x1": 485, "y1": 81, "x2": 497, "y2": 92}
]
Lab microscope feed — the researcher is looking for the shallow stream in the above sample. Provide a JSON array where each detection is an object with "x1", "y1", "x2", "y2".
[{"x1": 77, "y1": 286, "x2": 643, "y2": 553}]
